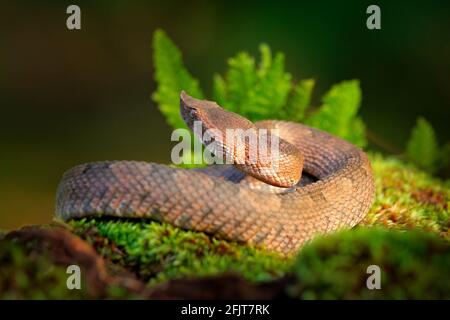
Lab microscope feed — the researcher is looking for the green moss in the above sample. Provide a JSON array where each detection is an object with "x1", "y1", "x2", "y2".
[
  {"x1": 290, "y1": 228, "x2": 450, "y2": 299},
  {"x1": 70, "y1": 219, "x2": 291, "y2": 285},
  {"x1": 364, "y1": 153, "x2": 449, "y2": 239}
]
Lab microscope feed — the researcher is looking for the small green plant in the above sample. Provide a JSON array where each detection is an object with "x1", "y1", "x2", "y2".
[
  {"x1": 406, "y1": 117, "x2": 439, "y2": 172},
  {"x1": 406, "y1": 117, "x2": 449, "y2": 174},
  {"x1": 212, "y1": 44, "x2": 293, "y2": 121},
  {"x1": 152, "y1": 30, "x2": 203, "y2": 130},
  {"x1": 152, "y1": 29, "x2": 367, "y2": 148}
]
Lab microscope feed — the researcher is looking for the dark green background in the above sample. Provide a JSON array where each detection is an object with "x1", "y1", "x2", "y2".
[{"x1": 0, "y1": 0, "x2": 449, "y2": 228}]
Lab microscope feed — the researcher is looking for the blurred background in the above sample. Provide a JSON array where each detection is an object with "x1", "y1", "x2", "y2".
[{"x1": 0, "y1": 0, "x2": 449, "y2": 229}]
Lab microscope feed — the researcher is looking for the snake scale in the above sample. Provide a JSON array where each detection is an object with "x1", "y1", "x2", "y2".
[{"x1": 56, "y1": 92, "x2": 375, "y2": 255}]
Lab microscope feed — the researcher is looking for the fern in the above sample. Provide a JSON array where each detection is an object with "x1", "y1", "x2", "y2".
[
  {"x1": 406, "y1": 117, "x2": 439, "y2": 173},
  {"x1": 152, "y1": 29, "x2": 204, "y2": 129},
  {"x1": 152, "y1": 30, "x2": 367, "y2": 148},
  {"x1": 305, "y1": 80, "x2": 367, "y2": 147},
  {"x1": 282, "y1": 79, "x2": 315, "y2": 122},
  {"x1": 213, "y1": 44, "x2": 292, "y2": 121}
]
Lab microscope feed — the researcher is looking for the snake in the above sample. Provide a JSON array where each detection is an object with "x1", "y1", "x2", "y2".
[{"x1": 55, "y1": 91, "x2": 375, "y2": 255}]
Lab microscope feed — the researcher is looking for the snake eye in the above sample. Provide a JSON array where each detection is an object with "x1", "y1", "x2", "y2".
[{"x1": 188, "y1": 108, "x2": 198, "y2": 118}]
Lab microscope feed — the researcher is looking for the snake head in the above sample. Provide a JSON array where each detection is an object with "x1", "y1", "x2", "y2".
[
  {"x1": 179, "y1": 91, "x2": 304, "y2": 188},
  {"x1": 180, "y1": 91, "x2": 201, "y2": 128}
]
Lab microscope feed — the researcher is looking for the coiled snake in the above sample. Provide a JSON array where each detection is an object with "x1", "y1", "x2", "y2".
[{"x1": 56, "y1": 92, "x2": 375, "y2": 255}]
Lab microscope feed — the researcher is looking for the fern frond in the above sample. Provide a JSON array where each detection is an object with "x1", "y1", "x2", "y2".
[
  {"x1": 305, "y1": 80, "x2": 367, "y2": 147},
  {"x1": 406, "y1": 117, "x2": 439, "y2": 172},
  {"x1": 212, "y1": 74, "x2": 227, "y2": 105},
  {"x1": 151, "y1": 31, "x2": 369, "y2": 149},
  {"x1": 283, "y1": 79, "x2": 315, "y2": 122},
  {"x1": 216, "y1": 44, "x2": 291, "y2": 121},
  {"x1": 152, "y1": 29, "x2": 203, "y2": 129},
  {"x1": 223, "y1": 51, "x2": 257, "y2": 114},
  {"x1": 251, "y1": 49, "x2": 292, "y2": 120}
]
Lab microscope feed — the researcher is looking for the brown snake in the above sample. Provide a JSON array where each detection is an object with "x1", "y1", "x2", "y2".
[{"x1": 55, "y1": 92, "x2": 375, "y2": 255}]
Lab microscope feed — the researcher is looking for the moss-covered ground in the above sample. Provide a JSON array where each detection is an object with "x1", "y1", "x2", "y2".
[
  {"x1": 70, "y1": 218, "x2": 290, "y2": 285},
  {"x1": 290, "y1": 228, "x2": 450, "y2": 299},
  {"x1": 1, "y1": 153, "x2": 449, "y2": 299},
  {"x1": 363, "y1": 153, "x2": 449, "y2": 237}
]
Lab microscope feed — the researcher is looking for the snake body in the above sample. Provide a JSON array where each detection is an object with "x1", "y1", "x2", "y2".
[{"x1": 56, "y1": 92, "x2": 375, "y2": 255}]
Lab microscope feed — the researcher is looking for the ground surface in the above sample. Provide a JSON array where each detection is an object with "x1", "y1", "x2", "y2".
[{"x1": 1, "y1": 153, "x2": 449, "y2": 299}]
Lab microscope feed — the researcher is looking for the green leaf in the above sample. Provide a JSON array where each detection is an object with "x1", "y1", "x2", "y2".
[
  {"x1": 305, "y1": 80, "x2": 367, "y2": 147},
  {"x1": 406, "y1": 117, "x2": 439, "y2": 172},
  {"x1": 258, "y1": 43, "x2": 272, "y2": 77},
  {"x1": 283, "y1": 79, "x2": 315, "y2": 122},
  {"x1": 250, "y1": 47, "x2": 292, "y2": 120},
  {"x1": 152, "y1": 29, "x2": 203, "y2": 129},
  {"x1": 212, "y1": 73, "x2": 227, "y2": 105},
  {"x1": 346, "y1": 117, "x2": 367, "y2": 149},
  {"x1": 224, "y1": 51, "x2": 257, "y2": 114},
  {"x1": 215, "y1": 44, "x2": 291, "y2": 121}
]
